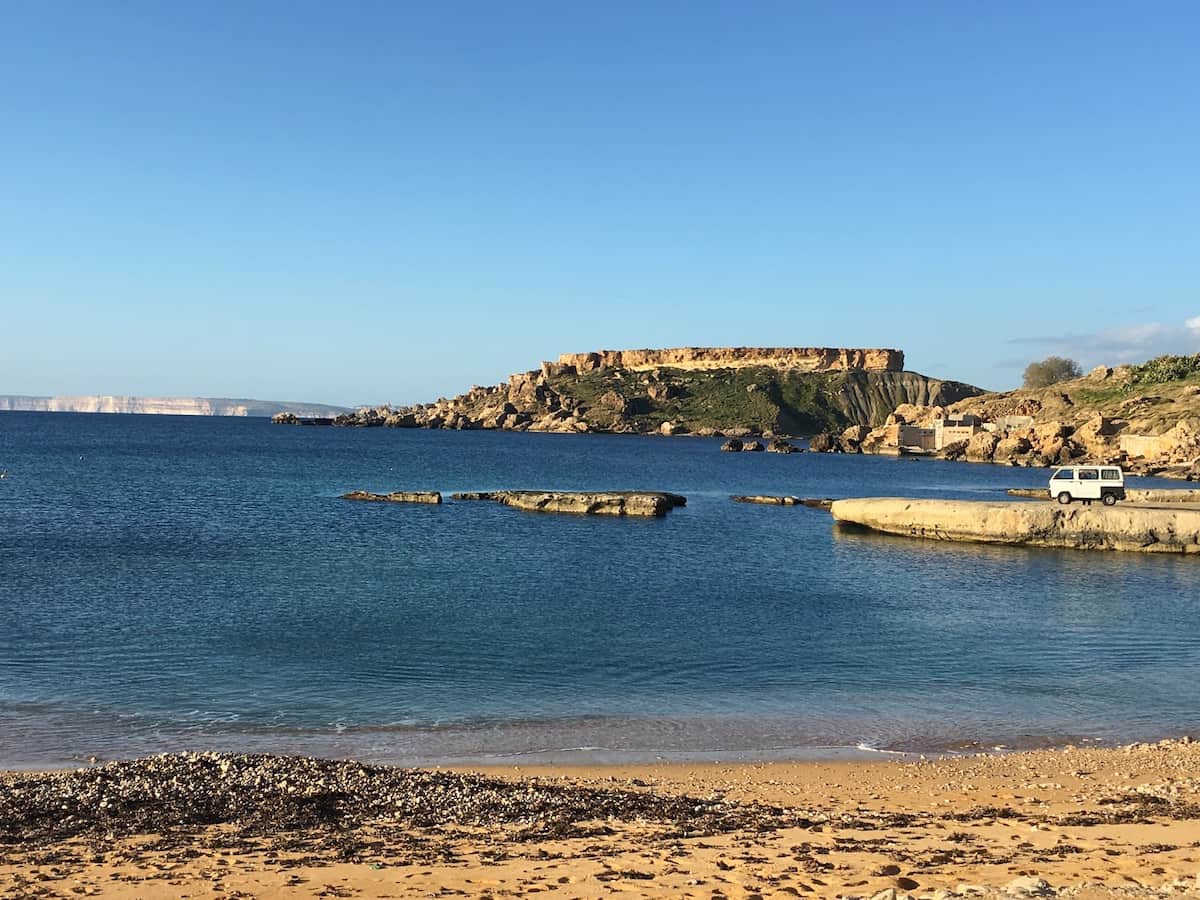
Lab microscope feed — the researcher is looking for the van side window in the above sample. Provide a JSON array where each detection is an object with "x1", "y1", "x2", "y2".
[
  {"x1": 1101, "y1": 469, "x2": 1120, "y2": 480},
  {"x1": 1079, "y1": 469, "x2": 1099, "y2": 480},
  {"x1": 1052, "y1": 470, "x2": 1073, "y2": 480}
]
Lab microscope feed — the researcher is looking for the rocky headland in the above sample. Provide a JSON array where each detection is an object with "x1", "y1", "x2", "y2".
[
  {"x1": 831, "y1": 497, "x2": 1200, "y2": 553},
  {"x1": 812, "y1": 354, "x2": 1200, "y2": 479},
  {"x1": 276, "y1": 346, "x2": 982, "y2": 437}
]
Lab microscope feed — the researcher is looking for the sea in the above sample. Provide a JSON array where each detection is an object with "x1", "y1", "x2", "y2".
[{"x1": 1, "y1": 411, "x2": 1198, "y2": 770}]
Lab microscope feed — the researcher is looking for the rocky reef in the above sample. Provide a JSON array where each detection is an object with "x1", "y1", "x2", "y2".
[
  {"x1": 280, "y1": 347, "x2": 981, "y2": 437},
  {"x1": 451, "y1": 490, "x2": 686, "y2": 517},
  {"x1": 340, "y1": 490, "x2": 442, "y2": 504},
  {"x1": 831, "y1": 497, "x2": 1200, "y2": 553}
]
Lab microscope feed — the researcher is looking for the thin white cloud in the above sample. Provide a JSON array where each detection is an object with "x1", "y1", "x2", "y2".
[{"x1": 1009, "y1": 316, "x2": 1200, "y2": 368}]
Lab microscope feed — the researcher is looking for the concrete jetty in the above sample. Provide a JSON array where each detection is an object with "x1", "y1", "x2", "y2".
[
  {"x1": 1007, "y1": 488, "x2": 1200, "y2": 504},
  {"x1": 830, "y1": 497, "x2": 1200, "y2": 553}
]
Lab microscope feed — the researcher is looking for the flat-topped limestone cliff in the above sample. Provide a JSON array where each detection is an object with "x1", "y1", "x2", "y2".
[
  {"x1": 831, "y1": 497, "x2": 1200, "y2": 553},
  {"x1": 551, "y1": 347, "x2": 903, "y2": 374}
]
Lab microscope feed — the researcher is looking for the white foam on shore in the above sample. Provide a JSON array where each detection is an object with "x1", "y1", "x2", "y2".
[{"x1": 854, "y1": 742, "x2": 910, "y2": 756}]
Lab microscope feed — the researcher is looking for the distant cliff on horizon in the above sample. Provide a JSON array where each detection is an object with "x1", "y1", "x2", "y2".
[{"x1": 0, "y1": 395, "x2": 350, "y2": 418}]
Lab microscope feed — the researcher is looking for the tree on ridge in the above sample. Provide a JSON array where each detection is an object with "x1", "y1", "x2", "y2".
[{"x1": 1023, "y1": 356, "x2": 1083, "y2": 388}]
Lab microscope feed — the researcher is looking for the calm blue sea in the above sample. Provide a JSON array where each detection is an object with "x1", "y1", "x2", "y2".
[{"x1": 1, "y1": 411, "x2": 1198, "y2": 768}]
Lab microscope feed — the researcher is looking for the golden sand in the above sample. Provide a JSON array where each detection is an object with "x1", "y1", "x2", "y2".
[{"x1": 4, "y1": 741, "x2": 1200, "y2": 899}]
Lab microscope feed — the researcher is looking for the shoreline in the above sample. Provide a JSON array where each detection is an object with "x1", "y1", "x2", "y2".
[{"x1": 4, "y1": 742, "x2": 1200, "y2": 898}]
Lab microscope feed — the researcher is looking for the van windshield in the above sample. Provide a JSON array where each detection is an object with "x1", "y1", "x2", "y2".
[{"x1": 1051, "y1": 470, "x2": 1073, "y2": 479}]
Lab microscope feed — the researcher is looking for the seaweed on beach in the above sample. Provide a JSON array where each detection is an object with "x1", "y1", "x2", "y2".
[{"x1": 0, "y1": 752, "x2": 801, "y2": 852}]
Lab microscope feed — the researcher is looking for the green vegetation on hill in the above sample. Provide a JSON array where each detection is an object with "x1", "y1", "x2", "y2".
[
  {"x1": 545, "y1": 366, "x2": 976, "y2": 435},
  {"x1": 1132, "y1": 353, "x2": 1200, "y2": 385},
  {"x1": 1071, "y1": 355, "x2": 1200, "y2": 408}
]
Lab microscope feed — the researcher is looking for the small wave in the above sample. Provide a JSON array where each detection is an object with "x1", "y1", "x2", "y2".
[{"x1": 854, "y1": 742, "x2": 910, "y2": 756}]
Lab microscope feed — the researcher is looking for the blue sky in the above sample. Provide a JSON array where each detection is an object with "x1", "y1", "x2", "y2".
[{"x1": 2, "y1": 1, "x2": 1197, "y2": 405}]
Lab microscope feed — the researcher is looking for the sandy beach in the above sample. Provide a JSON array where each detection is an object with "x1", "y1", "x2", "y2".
[{"x1": 4, "y1": 741, "x2": 1200, "y2": 899}]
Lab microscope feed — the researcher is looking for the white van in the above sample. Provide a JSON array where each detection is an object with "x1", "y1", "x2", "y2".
[{"x1": 1048, "y1": 465, "x2": 1126, "y2": 505}]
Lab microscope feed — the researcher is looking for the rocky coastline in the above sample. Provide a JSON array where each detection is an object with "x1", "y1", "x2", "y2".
[
  {"x1": 809, "y1": 359, "x2": 1200, "y2": 480},
  {"x1": 273, "y1": 346, "x2": 981, "y2": 437}
]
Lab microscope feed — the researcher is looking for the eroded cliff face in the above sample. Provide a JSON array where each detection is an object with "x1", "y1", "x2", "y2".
[{"x1": 553, "y1": 347, "x2": 903, "y2": 374}]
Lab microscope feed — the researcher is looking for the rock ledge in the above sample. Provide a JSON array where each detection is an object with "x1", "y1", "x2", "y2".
[
  {"x1": 451, "y1": 491, "x2": 686, "y2": 517},
  {"x1": 830, "y1": 498, "x2": 1200, "y2": 553}
]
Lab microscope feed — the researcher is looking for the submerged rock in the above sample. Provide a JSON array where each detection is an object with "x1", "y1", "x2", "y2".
[
  {"x1": 452, "y1": 490, "x2": 686, "y2": 517},
  {"x1": 732, "y1": 495, "x2": 801, "y2": 505},
  {"x1": 340, "y1": 490, "x2": 442, "y2": 504}
]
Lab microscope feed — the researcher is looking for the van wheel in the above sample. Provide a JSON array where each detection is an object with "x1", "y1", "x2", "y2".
[
  {"x1": 1102, "y1": 493, "x2": 1117, "y2": 506},
  {"x1": 1057, "y1": 492, "x2": 1072, "y2": 505}
]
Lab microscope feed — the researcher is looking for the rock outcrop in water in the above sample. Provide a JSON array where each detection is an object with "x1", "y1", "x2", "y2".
[
  {"x1": 451, "y1": 490, "x2": 686, "y2": 517},
  {"x1": 830, "y1": 497, "x2": 1200, "y2": 553},
  {"x1": 340, "y1": 490, "x2": 442, "y2": 504},
  {"x1": 283, "y1": 347, "x2": 982, "y2": 436}
]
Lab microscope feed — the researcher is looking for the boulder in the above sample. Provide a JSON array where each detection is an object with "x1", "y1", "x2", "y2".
[
  {"x1": 767, "y1": 439, "x2": 798, "y2": 453},
  {"x1": 841, "y1": 425, "x2": 870, "y2": 445},
  {"x1": 720, "y1": 438, "x2": 744, "y2": 452},
  {"x1": 965, "y1": 431, "x2": 1000, "y2": 462},
  {"x1": 598, "y1": 390, "x2": 629, "y2": 412},
  {"x1": 741, "y1": 440, "x2": 765, "y2": 452},
  {"x1": 807, "y1": 433, "x2": 837, "y2": 453},
  {"x1": 1072, "y1": 414, "x2": 1121, "y2": 459},
  {"x1": 993, "y1": 435, "x2": 1033, "y2": 460},
  {"x1": 939, "y1": 439, "x2": 969, "y2": 461}
]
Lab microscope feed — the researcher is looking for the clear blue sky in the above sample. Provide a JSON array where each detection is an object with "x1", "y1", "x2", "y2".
[{"x1": 2, "y1": 1, "x2": 1197, "y2": 405}]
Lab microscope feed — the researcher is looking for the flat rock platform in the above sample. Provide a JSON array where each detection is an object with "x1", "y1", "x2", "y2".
[
  {"x1": 830, "y1": 497, "x2": 1200, "y2": 553},
  {"x1": 451, "y1": 491, "x2": 686, "y2": 517}
]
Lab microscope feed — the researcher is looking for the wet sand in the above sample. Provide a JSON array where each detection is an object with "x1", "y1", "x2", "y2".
[{"x1": 3, "y1": 740, "x2": 1200, "y2": 898}]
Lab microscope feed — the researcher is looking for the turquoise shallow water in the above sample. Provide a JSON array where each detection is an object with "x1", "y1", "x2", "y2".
[{"x1": 1, "y1": 411, "x2": 1198, "y2": 768}]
